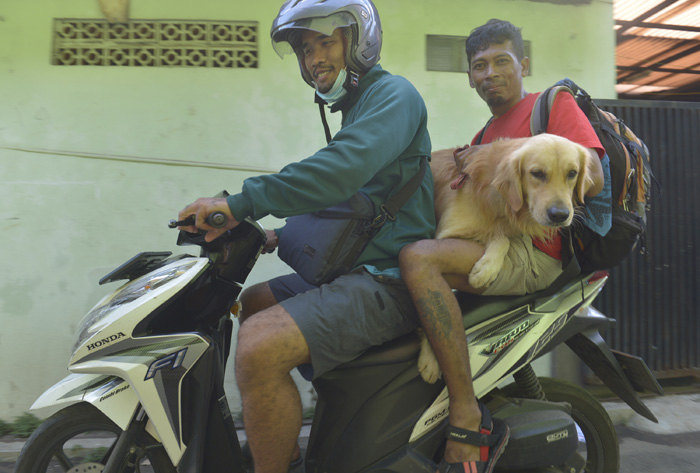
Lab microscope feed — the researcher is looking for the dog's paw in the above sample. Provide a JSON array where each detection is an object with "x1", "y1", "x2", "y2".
[
  {"x1": 417, "y1": 330, "x2": 442, "y2": 384},
  {"x1": 469, "y1": 238, "x2": 509, "y2": 288},
  {"x1": 468, "y1": 259, "x2": 500, "y2": 288}
]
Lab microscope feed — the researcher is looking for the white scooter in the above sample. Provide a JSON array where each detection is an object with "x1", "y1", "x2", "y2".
[{"x1": 14, "y1": 215, "x2": 662, "y2": 473}]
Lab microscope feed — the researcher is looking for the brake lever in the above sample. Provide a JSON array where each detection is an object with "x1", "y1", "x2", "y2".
[
  {"x1": 168, "y1": 215, "x2": 195, "y2": 229},
  {"x1": 168, "y1": 212, "x2": 228, "y2": 229}
]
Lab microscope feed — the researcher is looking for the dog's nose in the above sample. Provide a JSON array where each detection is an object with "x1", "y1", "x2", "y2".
[{"x1": 547, "y1": 206, "x2": 570, "y2": 224}]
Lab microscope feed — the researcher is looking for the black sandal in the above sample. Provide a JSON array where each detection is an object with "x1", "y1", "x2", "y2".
[
  {"x1": 437, "y1": 402, "x2": 510, "y2": 473},
  {"x1": 241, "y1": 441, "x2": 304, "y2": 472}
]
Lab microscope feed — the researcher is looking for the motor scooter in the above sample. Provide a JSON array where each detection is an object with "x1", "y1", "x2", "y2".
[{"x1": 14, "y1": 215, "x2": 663, "y2": 473}]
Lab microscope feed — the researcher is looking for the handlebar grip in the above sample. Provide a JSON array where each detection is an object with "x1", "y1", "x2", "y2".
[{"x1": 206, "y1": 212, "x2": 228, "y2": 229}]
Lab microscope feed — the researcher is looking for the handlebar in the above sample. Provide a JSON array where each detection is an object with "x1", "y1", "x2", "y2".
[{"x1": 168, "y1": 211, "x2": 228, "y2": 229}]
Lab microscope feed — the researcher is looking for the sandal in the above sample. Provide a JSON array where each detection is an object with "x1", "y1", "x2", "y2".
[
  {"x1": 241, "y1": 441, "x2": 304, "y2": 472},
  {"x1": 437, "y1": 402, "x2": 510, "y2": 473}
]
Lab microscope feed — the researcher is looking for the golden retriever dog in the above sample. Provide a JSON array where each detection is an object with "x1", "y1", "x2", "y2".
[
  {"x1": 417, "y1": 133, "x2": 596, "y2": 383},
  {"x1": 432, "y1": 133, "x2": 595, "y2": 288}
]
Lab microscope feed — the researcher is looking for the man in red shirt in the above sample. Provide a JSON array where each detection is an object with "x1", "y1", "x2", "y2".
[{"x1": 399, "y1": 19, "x2": 604, "y2": 473}]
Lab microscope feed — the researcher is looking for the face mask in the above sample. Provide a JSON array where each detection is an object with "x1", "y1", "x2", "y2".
[{"x1": 316, "y1": 68, "x2": 348, "y2": 103}]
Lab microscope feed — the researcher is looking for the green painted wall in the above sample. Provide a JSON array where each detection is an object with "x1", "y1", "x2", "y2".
[{"x1": 0, "y1": 0, "x2": 614, "y2": 420}]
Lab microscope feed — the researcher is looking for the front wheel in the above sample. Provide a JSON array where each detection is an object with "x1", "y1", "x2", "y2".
[
  {"x1": 501, "y1": 377, "x2": 620, "y2": 473},
  {"x1": 14, "y1": 403, "x2": 176, "y2": 473}
]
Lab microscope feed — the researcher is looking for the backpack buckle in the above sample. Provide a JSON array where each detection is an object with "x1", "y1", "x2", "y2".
[{"x1": 368, "y1": 205, "x2": 396, "y2": 231}]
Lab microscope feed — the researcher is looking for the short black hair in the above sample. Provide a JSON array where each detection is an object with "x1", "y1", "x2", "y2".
[{"x1": 465, "y1": 19, "x2": 524, "y2": 69}]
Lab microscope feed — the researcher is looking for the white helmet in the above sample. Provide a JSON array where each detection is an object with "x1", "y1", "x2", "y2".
[{"x1": 271, "y1": 0, "x2": 382, "y2": 87}]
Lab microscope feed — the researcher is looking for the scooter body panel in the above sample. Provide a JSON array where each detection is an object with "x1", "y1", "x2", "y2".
[
  {"x1": 411, "y1": 290, "x2": 585, "y2": 442},
  {"x1": 69, "y1": 332, "x2": 210, "y2": 465},
  {"x1": 308, "y1": 334, "x2": 445, "y2": 473},
  {"x1": 567, "y1": 327, "x2": 661, "y2": 422},
  {"x1": 31, "y1": 373, "x2": 139, "y2": 431},
  {"x1": 491, "y1": 399, "x2": 578, "y2": 469}
]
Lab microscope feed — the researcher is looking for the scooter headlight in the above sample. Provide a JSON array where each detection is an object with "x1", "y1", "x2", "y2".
[{"x1": 72, "y1": 259, "x2": 200, "y2": 353}]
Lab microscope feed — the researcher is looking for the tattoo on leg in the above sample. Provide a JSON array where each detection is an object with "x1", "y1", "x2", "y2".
[{"x1": 416, "y1": 290, "x2": 453, "y2": 339}]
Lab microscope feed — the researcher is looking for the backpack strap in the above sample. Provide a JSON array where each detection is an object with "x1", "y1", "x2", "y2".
[
  {"x1": 370, "y1": 158, "x2": 428, "y2": 229},
  {"x1": 535, "y1": 227, "x2": 582, "y2": 298},
  {"x1": 530, "y1": 84, "x2": 575, "y2": 136},
  {"x1": 474, "y1": 117, "x2": 493, "y2": 145},
  {"x1": 605, "y1": 120, "x2": 660, "y2": 201}
]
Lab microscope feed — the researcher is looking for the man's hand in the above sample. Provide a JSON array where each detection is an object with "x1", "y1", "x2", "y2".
[
  {"x1": 263, "y1": 229, "x2": 279, "y2": 254},
  {"x1": 177, "y1": 197, "x2": 240, "y2": 242}
]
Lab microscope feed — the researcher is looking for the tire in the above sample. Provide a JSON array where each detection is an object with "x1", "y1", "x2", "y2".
[
  {"x1": 501, "y1": 377, "x2": 620, "y2": 473},
  {"x1": 14, "y1": 403, "x2": 176, "y2": 473}
]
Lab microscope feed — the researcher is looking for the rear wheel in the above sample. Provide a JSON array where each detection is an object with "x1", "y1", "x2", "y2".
[
  {"x1": 501, "y1": 377, "x2": 620, "y2": 473},
  {"x1": 14, "y1": 403, "x2": 175, "y2": 473}
]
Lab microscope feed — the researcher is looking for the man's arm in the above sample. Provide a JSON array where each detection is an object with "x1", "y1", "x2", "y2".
[{"x1": 227, "y1": 76, "x2": 428, "y2": 223}]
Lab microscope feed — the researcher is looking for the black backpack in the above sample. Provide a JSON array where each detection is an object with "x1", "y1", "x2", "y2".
[{"x1": 531, "y1": 78, "x2": 657, "y2": 271}]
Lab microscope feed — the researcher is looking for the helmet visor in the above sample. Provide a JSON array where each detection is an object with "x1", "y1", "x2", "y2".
[{"x1": 271, "y1": 12, "x2": 356, "y2": 58}]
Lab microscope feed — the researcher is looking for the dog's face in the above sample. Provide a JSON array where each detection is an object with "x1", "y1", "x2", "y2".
[{"x1": 493, "y1": 134, "x2": 595, "y2": 227}]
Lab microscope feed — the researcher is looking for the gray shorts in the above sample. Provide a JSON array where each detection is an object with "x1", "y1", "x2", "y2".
[{"x1": 269, "y1": 268, "x2": 420, "y2": 380}]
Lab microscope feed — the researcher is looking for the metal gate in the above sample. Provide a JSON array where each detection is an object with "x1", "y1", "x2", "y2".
[{"x1": 593, "y1": 98, "x2": 700, "y2": 379}]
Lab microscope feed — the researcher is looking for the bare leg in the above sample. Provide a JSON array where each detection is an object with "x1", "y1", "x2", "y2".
[
  {"x1": 236, "y1": 305, "x2": 310, "y2": 473},
  {"x1": 399, "y1": 238, "x2": 487, "y2": 465},
  {"x1": 239, "y1": 281, "x2": 304, "y2": 462},
  {"x1": 239, "y1": 281, "x2": 279, "y2": 323}
]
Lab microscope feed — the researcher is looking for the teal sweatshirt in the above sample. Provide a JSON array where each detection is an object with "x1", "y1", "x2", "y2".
[{"x1": 227, "y1": 64, "x2": 435, "y2": 271}]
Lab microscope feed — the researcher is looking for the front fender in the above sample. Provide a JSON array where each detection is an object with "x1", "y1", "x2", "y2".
[{"x1": 31, "y1": 373, "x2": 139, "y2": 430}]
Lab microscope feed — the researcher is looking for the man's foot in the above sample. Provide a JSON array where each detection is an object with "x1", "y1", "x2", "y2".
[
  {"x1": 288, "y1": 456, "x2": 305, "y2": 473},
  {"x1": 241, "y1": 441, "x2": 304, "y2": 472},
  {"x1": 437, "y1": 403, "x2": 510, "y2": 473}
]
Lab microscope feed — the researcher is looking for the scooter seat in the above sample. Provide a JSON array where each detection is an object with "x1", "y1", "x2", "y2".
[
  {"x1": 339, "y1": 273, "x2": 590, "y2": 370},
  {"x1": 457, "y1": 272, "x2": 591, "y2": 329},
  {"x1": 457, "y1": 291, "x2": 539, "y2": 329},
  {"x1": 337, "y1": 291, "x2": 548, "y2": 371},
  {"x1": 339, "y1": 332, "x2": 421, "y2": 369},
  {"x1": 344, "y1": 291, "x2": 552, "y2": 370}
]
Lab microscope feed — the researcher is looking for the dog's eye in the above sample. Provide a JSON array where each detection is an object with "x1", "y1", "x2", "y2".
[
  {"x1": 530, "y1": 170, "x2": 546, "y2": 180},
  {"x1": 567, "y1": 170, "x2": 578, "y2": 180}
]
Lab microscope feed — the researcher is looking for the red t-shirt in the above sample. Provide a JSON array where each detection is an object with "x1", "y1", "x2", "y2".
[{"x1": 471, "y1": 92, "x2": 604, "y2": 259}]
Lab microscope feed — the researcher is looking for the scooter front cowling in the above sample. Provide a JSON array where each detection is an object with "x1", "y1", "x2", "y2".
[{"x1": 30, "y1": 373, "x2": 139, "y2": 431}]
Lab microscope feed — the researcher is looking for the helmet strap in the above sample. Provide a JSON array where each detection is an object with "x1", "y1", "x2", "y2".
[
  {"x1": 315, "y1": 69, "x2": 361, "y2": 145},
  {"x1": 346, "y1": 70, "x2": 360, "y2": 89},
  {"x1": 315, "y1": 94, "x2": 333, "y2": 144}
]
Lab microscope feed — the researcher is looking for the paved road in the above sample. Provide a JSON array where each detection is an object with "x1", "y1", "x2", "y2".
[
  {"x1": 3, "y1": 428, "x2": 698, "y2": 472},
  {"x1": 618, "y1": 426, "x2": 700, "y2": 473},
  {"x1": 608, "y1": 393, "x2": 700, "y2": 473},
  {"x1": 2, "y1": 394, "x2": 699, "y2": 472}
]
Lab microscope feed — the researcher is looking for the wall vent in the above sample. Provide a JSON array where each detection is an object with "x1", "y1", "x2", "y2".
[
  {"x1": 426, "y1": 35, "x2": 531, "y2": 74},
  {"x1": 52, "y1": 19, "x2": 258, "y2": 68}
]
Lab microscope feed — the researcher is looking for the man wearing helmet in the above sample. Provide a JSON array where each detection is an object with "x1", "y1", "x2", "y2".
[{"x1": 177, "y1": 1, "x2": 434, "y2": 472}]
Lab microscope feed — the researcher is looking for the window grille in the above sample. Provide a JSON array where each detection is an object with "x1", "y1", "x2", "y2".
[
  {"x1": 52, "y1": 19, "x2": 258, "y2": 68},
  {"x1": 426, "y1": 35, "x2": 470, "y2": 73},
  {"x1": 426, "y1": 35, "x2": 531, "y2": 74}
]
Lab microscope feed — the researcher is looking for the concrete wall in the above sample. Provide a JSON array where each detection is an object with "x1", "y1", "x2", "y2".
[{"x1": 0, "y1": 0, "x2": 615, "y2": 420}]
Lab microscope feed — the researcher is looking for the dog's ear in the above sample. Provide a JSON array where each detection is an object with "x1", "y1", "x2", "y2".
[
  {"x1": 453, "y1": 145, "x2": 484, "y2": 172},
  {"x1": 450, "y1": 145, "x2": 489, "y2": 189},
  {"x1": 575, "y1": 148, "x2": 596, "y2": 203},
  {"x1": 494, "y1": 151, "x2": 524, "y2": 213}
]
